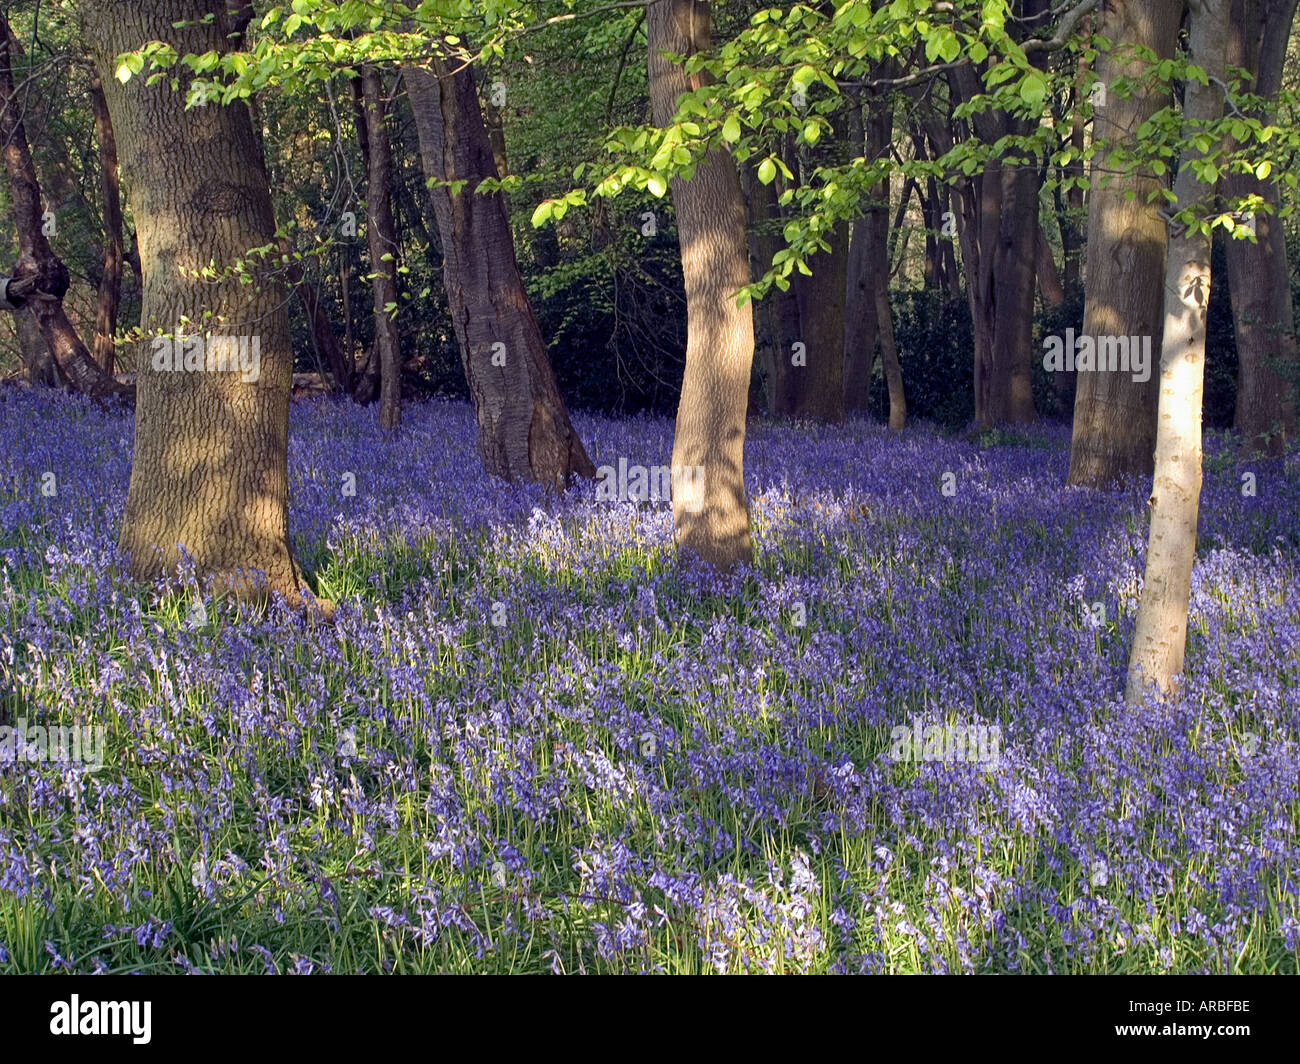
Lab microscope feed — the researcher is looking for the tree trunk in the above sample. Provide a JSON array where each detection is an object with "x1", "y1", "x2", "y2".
[
  {"x1": 874, "y1": 270, "x2": 905, "y2": 431},
  {"x1": 1126, "y1": 0, "x2": 1229, "y2": 701},
  {"x1": 360, "y1": 65, "x2": 402, "y2": 430},
  {"x1": 82, "y1": 0, "x2": 310, "y2": 608},
  {"x1": 279, "y1": 236, "x2": 351, "y2": 392},
  {"x1": 1068, "y1": 0, "x2": 1182, "y2": 485},
  {"x1": 844, "y1": 89, "x2": 888, "y2": 415},
  {"x1": 985, "y1": 126, "x2": 1040, "y2": 426},
  {"x1": 1224, "y1": 0, "x2": 1299, "y2": 456},
  {"x1": 0, "y1": 20, "x2": 125, "y2": 400},
  {"x1": 404, "y1": 59, "x2": 593, "y2": 488},
  {"x1": 648, "y1": 0, "x2": 754, "y2": 569},
  {"x1": 90, "y1": 76, "x2": 124, "y2": 375},
  {"x1": 791, "y1": 221, "x2": 848, "y2": 422},
  {"x1": 1037, "y1": 223, "x2": 1065, "y2": 309}
]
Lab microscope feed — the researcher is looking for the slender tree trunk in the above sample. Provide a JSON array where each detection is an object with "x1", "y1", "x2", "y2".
[
  {"x1": 1224, "y1": 0, "x2": 1299, "y2": 456},
  {"x1": 1069, "y1": 0, "x2": 1182, "y2": 485},
  {"x1": 1127, "y1": 0, "x2": 1229, "y2": 701},
  {"x1": 4, "y1": 25, "x2": 99, "y2": 273},
  {"x1": 90, "y1": 76, "x2": 124, "y2": 375},
  {"x1": 360, "y1": 65, "x2": 401, "y2": 430},
  {"x1": 82, "y1": 0, "x2": 310, "y2": 608},
  {"x1": 1037, "y1": 224, "x2": 1065, "y2": 309},
  {"x1": 279, "y1": 236, "x2": 350, "y2": 392},
  {"x1": 404, "y1": 59, "x2": 593, "y2": 488},
  {"x1": 874, "y1": 269, "x2": 905, "y2": 430},
  {"x1": 0, "y1": 20, "x2": 124, "y2": 400},
  {"x1": 648, "y1": 0, "x2": 754, "y2": 569}
]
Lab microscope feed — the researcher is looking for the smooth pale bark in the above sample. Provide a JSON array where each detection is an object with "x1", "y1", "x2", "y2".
[
  {"x1": 404, "y1": 59, "x2": 593, "y2": 488},
  {"x1": 83, "y1": 0, "x2": 311, "y2": 608},
  {"x1": 0, "y1": 19, "x2": 124, "y2": 400},
  {"x1": 1224, "y1": 0, "x2": 1299, "y2": 456},
  {"x1": 1069, "y1": 0, "x2": 1182, "y2": 486},
  {"x1": 360, "y1": 65, "x2": 402, "y2": 431},
  {"x1": 1126, "y1": 0, "x2": 1229, "y2": 702},
  {"x1": 648, "y1": 0, "x2": 754, "y2": 569},
  {"x1": 90, "y1": 76, "x2": 124, "y2": 375}
]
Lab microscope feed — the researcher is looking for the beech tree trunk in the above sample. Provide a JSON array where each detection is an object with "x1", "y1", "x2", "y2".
[
  {"x1": 360, "y1": 65, "x2": 401, "y2": 430},
  {"x1": 82, "y1": 0, "x2": 309, "y2": 608},
  {"x1": 0, "y1": 19, "x2": 124, "y2": 400},
  {"x1": 1224, "y1": 0, "x2": 1299, "y2": 456},
  {"x1": 648, "y1": 0, "x2": 755, "y2": 569},
  {"x1": 1126, "y1": 0, "x2": 1229, "y2": 701},
  {"x1": 1068, "y1": 0, "x2": 1182, "y2": 485},
  {"x1": 404, "y1": 58, "x2": 593, "y2": 489}
]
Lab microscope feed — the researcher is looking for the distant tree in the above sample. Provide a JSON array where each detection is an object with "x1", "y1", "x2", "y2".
[
  {"x1": 1223, "y1": 0, "x2": 1299, "y2": 456},
  {"x1": 359, "y1": 64, "x2": 401, "y2": 430},
  {"x1": 405, "y1": 56, "x2": 594, "y2": 488}
]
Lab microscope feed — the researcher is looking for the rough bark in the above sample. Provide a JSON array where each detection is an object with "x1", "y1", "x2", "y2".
[
  {"x1": 82, "y1": 0, "x2": 310, "y2": 608},
  {"x1": 1126, "y1": 0, "x2": 1229, "y2": 701},
  {"x1": 404, "y1": 58, "x2": 593, "y2": 488},
  {"x1": 360, "y1": 65, "x2": 401, "y2": 430},
  {"x1": 648, "y1": 0, "x2": 755, "y2": 569},
  {"x1": 1224, "y1": 0, "x2": 1299, "y2": 456},
  {"x1": 1068, "y1": 0, "x2": 1182, "y2": 486}
]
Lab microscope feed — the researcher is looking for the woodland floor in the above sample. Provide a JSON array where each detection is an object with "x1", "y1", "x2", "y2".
[{"x1": 1, "y1": 390, "x2": 1298, "y2": 973}]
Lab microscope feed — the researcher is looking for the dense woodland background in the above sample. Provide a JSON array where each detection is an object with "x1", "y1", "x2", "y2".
[{"x1": 4, "y1": 0, "x2": 1294, "y2": 430}]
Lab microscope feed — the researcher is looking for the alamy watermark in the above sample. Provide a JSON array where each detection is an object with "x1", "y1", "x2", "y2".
[
  {"x1": 150, "y1": 326, "x2": 262, "y2": 383},
  {"x1": 595, "y1": 458, "x2": 706, "y2": 513},
  {"x1": 889, "y1": 717, "x2": 1002, "y2": 768},
  {"x1": 1042, "y1": 328, "x2": 1152, "y2": 384},
  {"x1": 0, "y1": 718, "x2": 106, "y2": 771}
]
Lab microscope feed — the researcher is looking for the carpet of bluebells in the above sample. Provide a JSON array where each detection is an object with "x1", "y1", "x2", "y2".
[{"x1": 1, "y1": 387, "x2": 1298, "y2": 974}]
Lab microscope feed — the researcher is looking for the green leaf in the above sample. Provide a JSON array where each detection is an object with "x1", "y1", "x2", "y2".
[
  {"x1": 758, "y1": 157, "x2": 777, "y2": 185},
  {"x1": 530, "y1": 201, "x2": 554, "y2": 228},
  {"x1": 722, "y1": 114, "x2": 741, "y2": 143}
]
